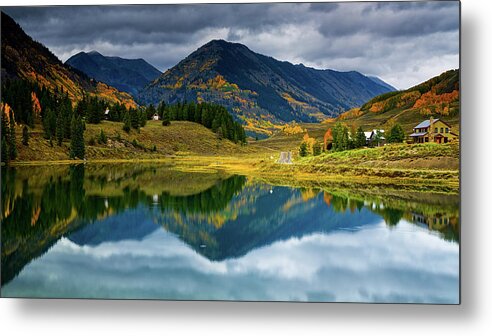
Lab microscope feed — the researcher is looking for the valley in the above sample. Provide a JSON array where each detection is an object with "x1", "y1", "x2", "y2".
[
  {"x1": 1, "y1": 12, "x2": 460, "y2": 194},
  {"x1": 0, "y1": 3, "x2": 461, "y2": 305}
]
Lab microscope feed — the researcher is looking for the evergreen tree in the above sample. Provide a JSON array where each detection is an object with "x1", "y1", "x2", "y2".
[
  {"x1": 313, "y1": 142, "x2": 322, "y2": 156},
  {"x1": 146, "y1": 104, "x2": 156, "y2": 120},
  {"x1": 332, "y1": 122, "x2": 350, "y2": 151},
  {"x1": 168, "y1": 104, "x2": 177, "y2": 120},
  {"x1": 299, "y1": 142, "x2": 308, "y2": 157},
  {"x1": 355, "y1": 126, "x2": 366, "y2": 148},
  {"x1": 194, "y1": 104, "x2": 202, "y2": 123},
  {"x1": 374, "y1": 130, "x2": 384, "y2": 146},
  {"x1": 139, "y1": 109, "x2": 147, "y2": 127},
  {"x1": 151, "y1": 101, "x2": 246, "y2": 143},
  {"x1": 188, "y1": 102, "x2": 196, "y2": 122},
  {"x1": 202, "y1": 108, "x2": 211, "y2": 128},
  {"x1": 130, "y1": 109, "x2": 140, "y2": 129},
  {"x1": 162, "y1": 109, "x2": 171, "y2": 126},
  {"x1": 211, "y1": 116, "x2": 220, "y2": 132},
  {"x1": 111, "y1": 102, "x2": 125, "y2": 122},
  {"x1": 1, "y1": 134, "x2": 8, "y2": 163},
  {"x1": 216, "y1": 126, "x2": 224, "y2": 140},
  {"x1": 1, "y1": 108, "x2": 10, "y2": 163},
  {"x1": 43, "y1": 107, "x2": 57, "y2": 139},
  {"x1": 70, "y1": 115, "x2": 85, "y2": 159},
  {"x1": 221, "y1": 121, "x2": 229, "y2": 140},
  {"x1": 22, "y1": 125, "x2": 29, "y2": 146},
  {"x1": 157, "y1": 102, "x2": 166, "y2": 119},
  {"x1": 74, "y1": 97, "x2": 86, "y2": 121},
  {"x1": 56, "y1": 112, "x2": 64, "y2": 146},
  {"x1": 85, "y1": 97, "x2": 104, "y2": 124},
  {"x1": 8, "y1": 110, "x2": 17, "y2": 160},
  {"x1": 62, "y1": 103, "x2": 73, "y2": 139},
  {"x1": 388, "y1": 123, "x2": 406, "y2": 143},
  {"x1": 123, "y1": 110, "x2": 131, "y2": 133}
]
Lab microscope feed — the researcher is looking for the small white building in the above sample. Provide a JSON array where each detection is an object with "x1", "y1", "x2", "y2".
[
  {"x1": 152, "y1": 113, "x2": 160, "y2": 121},
  {"x1": 365, "y1": 129, "x2": 385, "y2": 146}
]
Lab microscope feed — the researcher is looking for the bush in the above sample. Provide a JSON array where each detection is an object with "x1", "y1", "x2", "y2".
[
  {"x1": 97, "y1": 129, "x2": 108, "y2": 144},
  {"x1": 313, "y1": 142, "x2": 322, "y2": 156}
]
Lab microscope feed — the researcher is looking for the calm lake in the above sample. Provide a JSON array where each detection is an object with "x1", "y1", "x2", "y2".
[{"x1": 1, "y1": 164, "x2": 459, "y2": 303}]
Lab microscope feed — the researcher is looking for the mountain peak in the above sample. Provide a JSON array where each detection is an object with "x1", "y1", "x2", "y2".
[
  {"x1": 66, "y1": 50, "x2": 161, "y2": 96},
  {"x1": 199, "y1": 39, "x2": 250, "y2": 52},
  {"x1": 205, "y1": 39, "x2": 228, "y2": 45},
  {"x1": 87, "y1": 50, "x2": 102, "y2": 56},
  {"x1": 139, "y1": 39, "x2": 395, "y2": 136}
]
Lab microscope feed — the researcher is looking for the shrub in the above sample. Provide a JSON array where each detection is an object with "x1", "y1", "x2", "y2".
[{"x1": 97, "y1": 129, "x2": 108, "y2": 144}]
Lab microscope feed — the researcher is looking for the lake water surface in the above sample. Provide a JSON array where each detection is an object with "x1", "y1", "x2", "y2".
[{"x1": 1, "y1": 164, "x2": 459, "y2": 303}]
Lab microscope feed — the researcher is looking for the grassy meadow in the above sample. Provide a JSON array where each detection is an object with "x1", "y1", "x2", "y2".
[{"x1": 9, "y1": 117, "x2": 460, "y2": 194}]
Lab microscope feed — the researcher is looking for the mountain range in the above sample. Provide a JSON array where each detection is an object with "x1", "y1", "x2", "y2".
[
  {"x1": 65, "y1": 51, "x2": 161, "y2": 96},
  {"x1": 2, "y1": 11, "x2": 395, "y2": 136},
  {"x1": 138, "y1": 39, "x2": 395, "y2": 134},
  {"x1": 0, "y1": 12, "x2": 136, "y2": 108}
]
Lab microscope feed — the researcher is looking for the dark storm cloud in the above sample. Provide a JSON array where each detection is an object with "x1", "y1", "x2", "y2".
[
  {"x1": 319, "y1": 1, "x2": 459, "y2": 38},
  {"x1": 2, "y1": 1, "x2": 460, "y2": 89},
  {"x1": 4, "y1": 4, "x2": 307, "y2": 44}
]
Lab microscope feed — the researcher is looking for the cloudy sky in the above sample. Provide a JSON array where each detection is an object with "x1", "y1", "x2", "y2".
[{"x1": 3, "y1": 1, "x2": 460, "y2": 89}]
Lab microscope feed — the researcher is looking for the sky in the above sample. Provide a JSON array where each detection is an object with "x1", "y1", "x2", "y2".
[{"x1": 3, "y1": 1, "x2": 460, "y2": 89}]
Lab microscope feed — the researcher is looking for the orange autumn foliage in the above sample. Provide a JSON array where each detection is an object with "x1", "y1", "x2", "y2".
[
  {"x1": 301, "y1": 189, "x2": 318, "y2": 202},
  {"x1": 323, "y1": 128, "x2": 333, "y2": 148},
  {"x1": 282, "y1": 123, "x2": 305, "y2": 135},
  {"x1": 323, "y1": 192, "x2": 333, "y2": 207},
  {"x1": 302, "y1": 132, "x2": 316, "y2": 152},
  {"x1": 413, "y1": 90, "x2": 459, "y2": 114},
  {"x1": 369, "y1": 101, "x2": 386, "y2": 113},
  {"x1": 31, "y1": 92, "x2": 42, "y2": 119},
  {"x1": 1, "y1": 102, "x2": 14, "y2": 124},
  {"x1": 338, "y1": 108, "x2": 363, "y2": 120}
]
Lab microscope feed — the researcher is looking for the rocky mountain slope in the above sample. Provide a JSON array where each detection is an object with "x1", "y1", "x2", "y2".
[
  {"x1": 1, "y1": 12, "x2": 136, "y2": 108},
  {"x1": 139, "y1": 39, "x2": 394, "y2": 135}
]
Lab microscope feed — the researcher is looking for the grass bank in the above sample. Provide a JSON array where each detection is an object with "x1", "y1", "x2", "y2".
[{"x1": 8, "y1": 120, "x2": 459, "y2": 193}]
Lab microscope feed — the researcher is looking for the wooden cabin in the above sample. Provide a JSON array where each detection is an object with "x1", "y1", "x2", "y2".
[{"x1": 409, "y1": 117, "x2": 458, "y2": 144}]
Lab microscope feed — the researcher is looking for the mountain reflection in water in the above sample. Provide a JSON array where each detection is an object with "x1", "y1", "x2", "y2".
[{"x1": 1, "y1": 164, "x2": 459, "y2": 303}]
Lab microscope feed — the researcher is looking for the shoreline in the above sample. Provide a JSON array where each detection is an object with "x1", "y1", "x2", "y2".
[{"x1": 4, "y1": 155, "x2": 459, "y2": 195}]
